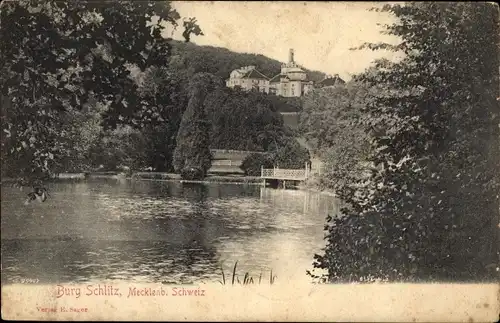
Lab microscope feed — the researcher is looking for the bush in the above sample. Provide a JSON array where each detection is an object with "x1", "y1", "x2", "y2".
[
  {"x1": 180, "y1": 166, "x2": 204, "y2": 180},
  {"x1": 88, "y1": 125, "x2": 148, "y2": 172},
  {"x1": 274, "y1": 138, "x2": 310, "y2": 169},
  {"x1": 240, "y1": 138, "x2": 311, "y2": 176},
  {"x1": 240, "y1": 153, "x2": 274, "y2": 176}
]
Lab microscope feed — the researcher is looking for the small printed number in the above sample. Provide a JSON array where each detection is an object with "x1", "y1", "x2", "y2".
[{"x1": 11, "y1": 278, "x2": 39, "y2": 284}]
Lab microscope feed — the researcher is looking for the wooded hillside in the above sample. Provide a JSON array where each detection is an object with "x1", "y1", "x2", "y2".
[{"x1": 170, "y1": 40, "x2": 326, "y2": 81}]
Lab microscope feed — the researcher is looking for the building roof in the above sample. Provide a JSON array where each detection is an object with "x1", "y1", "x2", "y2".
[
  {"x1": 269, "y1": 73, "x2": 310, "y2": 83},
  {"x1": 240, "y1": 68, "x2": 270, "y2": 80},
  {"x1": 269, "y1": 74, "x2": 283, "y2": 83},
  {"x1": 316, "y1": 75, "x2": 345, "y2": 87},
  {"x1": 284, "y1": 66, "x2": 305, "y2": 73}
]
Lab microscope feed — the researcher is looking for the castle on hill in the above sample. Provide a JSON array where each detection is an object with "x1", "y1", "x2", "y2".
[{"x1": 225, "y1": 49, "x2": 344, "y2": 97}]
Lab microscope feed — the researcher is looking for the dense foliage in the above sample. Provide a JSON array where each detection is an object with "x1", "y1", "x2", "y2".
[
  {"x1": 0, "y1": 0, "x2": 200, "y2": 185},
  {"x1": 173, "y1": 73, "x2": 217, "y2": 178},
  {"x1": 170, "y1": 40, "x2": 326, "y2": 82},
  {"x1": 204, "y1": 86, "x2": 289, "y2": 151},
  {"x1": 132, "y1": 66, "x2": 189, "y2": 171},
  {"x1": 273, "y1": 137, "x2": 311, "y2": 169},
  {"x1": 88, "y1": 125, "x2": 148, "y2": 172},
  {"x1": 310, "y1": 2, "x2": 500, "y2": 282},
  {"x1": 299, "y1": 78, "x2": 381, "y2": 189},
  {"x1": 267, "y1": 95, "x2": 302, "y2": 113},
  {"x1": 180, "y1": 166, "x2": 205, "y2": 181},
  {"x1": 1, "y1": 0, "x2": 307, "y2": 183},
  {"x1": 240, "y1": 137, "x2": 310, "y2": 175},
  {"x1": 240, "y1": 153, "x2": 273, "y2": 176}
]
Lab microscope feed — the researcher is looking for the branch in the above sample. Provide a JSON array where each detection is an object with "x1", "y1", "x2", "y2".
[{"x1": 350, "y1": 42, "x2": 406, "y2": 52}]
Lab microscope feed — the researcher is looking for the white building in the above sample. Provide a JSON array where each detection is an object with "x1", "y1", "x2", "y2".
[
  {"x1": 225, "y1": 49, "x2": 318, "y2": 98},
  {"x1": 225, "y1": 66, "x2": 270, "y2": 93},
  {"x1": 268, "y1": 49, "x2": 314, "y2": 97}
]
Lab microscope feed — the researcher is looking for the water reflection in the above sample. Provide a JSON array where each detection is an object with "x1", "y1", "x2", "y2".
[{"x1": 1, "y1": 179, "x2": 338, "y2": 285}]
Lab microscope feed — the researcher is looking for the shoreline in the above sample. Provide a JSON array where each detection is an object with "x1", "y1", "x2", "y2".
[
  {"x1": 130, "y1": 172, "x2": 263, "y2": 185},
  {"x1": 299, "y1": 186, "x2": 337, "y2": 197},
  {"x1": 0, "y1": 172, "x2": 265, "y2": 187},
  {"x1": 298, "y1": 179, "x2": 337, "y2": 197},
  {"x1": 1, "y1": 173, "x2": 338, "y2": 194}
]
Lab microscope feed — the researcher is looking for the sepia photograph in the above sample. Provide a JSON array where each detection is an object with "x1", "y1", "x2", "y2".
[{"x1": 1, "y1": 1, "x2": 499, "y2": 321}]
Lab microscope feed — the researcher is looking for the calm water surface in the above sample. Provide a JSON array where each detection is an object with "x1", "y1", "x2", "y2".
[{"x1": 1, "y1": 179, "x2": 338, "y2": 285}]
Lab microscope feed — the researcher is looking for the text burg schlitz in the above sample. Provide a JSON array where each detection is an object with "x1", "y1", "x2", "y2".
[{"x1": 55, "y1": 284, "x2": 206, "y2": 298}]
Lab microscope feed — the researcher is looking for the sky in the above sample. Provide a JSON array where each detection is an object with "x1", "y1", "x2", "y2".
[{"x1": 168, "y1": 1, "x2": 403, "y2": 81}]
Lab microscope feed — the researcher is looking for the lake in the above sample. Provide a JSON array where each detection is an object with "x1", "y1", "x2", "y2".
[{"x1": 1, "y1": 179, "x2": 338, "y2": 285}]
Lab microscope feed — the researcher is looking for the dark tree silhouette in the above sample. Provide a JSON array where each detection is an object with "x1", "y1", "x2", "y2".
[{"x1": 311, "y1": 2, "x2": 500, "y2": 283}]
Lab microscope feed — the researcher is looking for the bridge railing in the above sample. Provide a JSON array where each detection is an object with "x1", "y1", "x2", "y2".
[
  {"x1": 261, "y1": 169, "x2": 275, "y2": 177},
  {"x1": 261, "y1": 164, "x2": 310, "y2": 180}
]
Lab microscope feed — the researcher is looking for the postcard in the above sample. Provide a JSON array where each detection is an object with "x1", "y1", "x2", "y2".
[{"x1": 1, "y1": 1, "x2": 499, "y2": 321}]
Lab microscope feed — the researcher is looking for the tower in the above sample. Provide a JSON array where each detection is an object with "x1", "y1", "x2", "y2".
[{"x1": 289, "y1": 48, "x2": 294, "y2": 64}]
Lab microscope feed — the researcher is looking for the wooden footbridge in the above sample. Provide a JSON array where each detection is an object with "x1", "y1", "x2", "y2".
[{"x1": 260, "y1": 163, "x2": 311, "y2": 188}]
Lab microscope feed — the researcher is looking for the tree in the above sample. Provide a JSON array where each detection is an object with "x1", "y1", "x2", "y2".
[
  {"x1": 1, "y1": 0, "x2": 202, "y2": 186},
  {"x1": 173, "y1": 73, "x2": 220, "y2": 178},
  {"x1": 90, "y1": 125, "x2": 147, "y2": 172},
  {"x1": 58, "y1": 97, "x2": 105, "y2": 172},
  {"x1": 182, "y1": 18, "x2": 204, "y2": 43},
  {"x1": 203, "y1": 85, "x2": 288, "y2": 151},
  {"x1": 299, "y1": 76, "x2": 384, "y2": 189},
  {"x1": 240, "y1": 153, "x2": 274, "y2": 176},
  {"x1": 133, "y1": 65, "x2": 189, "y2": 171},
  {"x1": 1, "y1": 1, "x2": 84, "y2": 185},
  {"x1": 273, "y1": 137, "x2": 310, "y2": 169},
  {"x1": 312, "y1": 2, "x2": 500, "y2": 282}
]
